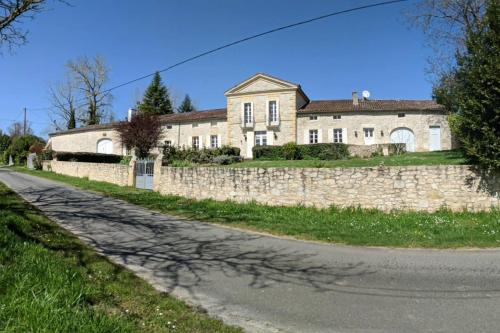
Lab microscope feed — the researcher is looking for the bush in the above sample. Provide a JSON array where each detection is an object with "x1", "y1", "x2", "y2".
[
  {"x1": 54, "y1": 152, "x2": 123, "y2": 163},
  {"x1": 41, "y1": 149, "x2": 54, "y2": 161},
  {"x1": 8, "y1": 135, "x2": 45, "y2": 165},
  {"x1": 162, "y1": 145, "x2": 241, "y2": 166},
  {"x1": 212, "y1": 155, "x2": 243, "y2": 165},
  {"x1": 282, "y1": 142, "x2": 301, "y2": 160},
  {"x1": 253, "y1": 143, "x2": 349, "y2": 161}
]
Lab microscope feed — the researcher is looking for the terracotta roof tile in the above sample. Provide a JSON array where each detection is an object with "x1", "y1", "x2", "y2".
[
  {"x1": 158, "y1": 108, "x2": 227, "y2": 123},
  {"x1": 299, "y1": 100, "x2": 443, "y2": 113}
]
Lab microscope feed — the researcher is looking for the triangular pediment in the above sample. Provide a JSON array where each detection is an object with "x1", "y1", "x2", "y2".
[{"x1": 225, "y1": 73, "x2": 299, "y2": 96}]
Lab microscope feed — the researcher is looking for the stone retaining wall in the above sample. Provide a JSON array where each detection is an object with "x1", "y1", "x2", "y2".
[
  {"x1": 156, "y1": 165, "x2": 499, "y2": 212},
  {"x1": 43, "y1": 160, "x2": 130, "y2": 187}
]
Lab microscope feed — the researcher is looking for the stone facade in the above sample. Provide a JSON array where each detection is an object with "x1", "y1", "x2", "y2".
[
  {"x1": 156, "y1": 165, "x2": 499, "y2": 212},
  {"x1": 47, "y1": 73, "x2": 454, "y2": 158},
  {"x1": 43, "y1": 160, "x2": 131, "y2": 187}
]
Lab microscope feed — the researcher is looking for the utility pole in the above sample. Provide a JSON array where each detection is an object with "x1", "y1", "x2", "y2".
[{"x1": 23, "y1": 107, "x2": 27, "y2": 136}]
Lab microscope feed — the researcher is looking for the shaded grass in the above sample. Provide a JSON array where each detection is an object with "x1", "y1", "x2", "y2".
[
  {"x1": 0, "y1": 181, "x2": 241, "y2": 333},
  {"x1": 228, "y1": 150, "x2": 467, "y2": 168},
  {"x1": 13, "y1": 167, "x2": 500, "y2": 248}
]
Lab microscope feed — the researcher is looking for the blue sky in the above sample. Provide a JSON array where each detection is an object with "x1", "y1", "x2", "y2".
[{"x1": 0, "y1": 0, "x2": 432, "y2": 137}]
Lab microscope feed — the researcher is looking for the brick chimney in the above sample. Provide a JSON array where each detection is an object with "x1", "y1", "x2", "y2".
[{"x1": 352, "y1": 91, "x2": 359, "y2": 106}]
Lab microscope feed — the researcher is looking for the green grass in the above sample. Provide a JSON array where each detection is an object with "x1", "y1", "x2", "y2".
[
  {"x1": 0, "y1": 181, "x2": 241, "y2": 333},
  {"x1": 13, "y1": 167, "x2": 500, "y2": 248},
  {"x1": 228, "y1": 150, "x2": 467, "y2": 168}
]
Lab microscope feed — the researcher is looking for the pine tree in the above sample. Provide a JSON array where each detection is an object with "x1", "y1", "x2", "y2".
[
  {"x1": 434, "y1": 0, "x2": 499, "y2": 169},
  {"x1": 177, "y1": 94, "x2": 196, "y2": 113},
  {"x1": 138, "y1": 72, "x2": 173, "y2": 115}
]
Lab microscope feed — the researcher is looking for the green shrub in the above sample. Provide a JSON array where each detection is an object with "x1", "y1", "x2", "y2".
[
  {"x1": 253, "y1": 143, "x2": 349, "y2": 161},
  {"x1": 8, "y1": 135, "x2": 45, "y2": 165},
  {"x1": 119, "y1": 155, "x2": 132, "y2": 165},
  {"x1": 162, "y1": 145, "x2": 241, "y2": 166},
  {"x1": 212, "y1": 155, "x2": 243, "y2": 165},
  {"x1": 41, "y1": 149, "x2": 54, "y2": 161},
  {"x1": 282, "y1": 142, "x2": 301, "y2": 160},
  {"x1": 55, "y1": 152, "x2": 123, "y2": 163}
]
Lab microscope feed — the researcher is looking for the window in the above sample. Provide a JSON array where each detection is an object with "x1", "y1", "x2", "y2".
[
  {"x1": 268, "y1": 100, "x2": 278, "y2": 122},
  {"x1": 192, "y1": 136, "x2": 200, "y2": 149},
  {"x1": 255, "y1": 131, "x2": 267, "y2": 146},
  {"x1": 211, "y1": 120, "x2": 218, "y2": 127},
  {"x1": 309, "y1": 115, "x2": 318, "y2": 121},
  {"x1": 398, "y1": 113, "x2": 405, "y2": 118},
  {"x1": 244, "y1": 103, "x2": 253, "y2": 124},
  {"x1": 164, "y1": 140, "x2": 172, "y2": 147},
  {"x1": 364, "y1": 128, "x2": 374, "y2": 137},
  {"x1": 192, "y1": 123, "x2": 198, "y2": 128},
  {"x1": 309, "y1": 129, "x2": 318, "y2": 144},
  {"x1": 333, "y1": 129, "x2": 343, "y2": 143},
  {"x1": 166, "y1": 125, "x2": 172, "y2": 129},
  {"x1": 210, "y1": 135, "x2": 218, "y2": 148},
  {"x1": 333, "y1": 115, "x2": 341, "y2": 120}
]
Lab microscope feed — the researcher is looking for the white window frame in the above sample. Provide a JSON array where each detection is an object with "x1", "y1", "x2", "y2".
[
  {"x1": 164, "y1": 140, "x2": 172, "y2": 147},
  {"x1": 333, "y1": 128, "x2": 343, "y2": 143},
  {"x1": 210, "y1": 135, "x2": 219, "y2": 148},
  {"x1": 243, "y1": 102, "x2": 253, "y2": 126},
  {"x1": 333, "y1": 115, "x2": 341, "y2": 120},
  {"x1": 309, "y1": 129, "x2": 319, "y2": 144},
  {"x1": 192, "y1": 136, "x2": 200, "y2": 149},
  {"x1": 309, "y1": 115, "x2": 318, "y2": 121},
  {"x1": 267, "y1": 100, "x2": 279, "y2": 126},
  {"x1": 255, "y1": 131, "x2": 268, "y2": 146}
]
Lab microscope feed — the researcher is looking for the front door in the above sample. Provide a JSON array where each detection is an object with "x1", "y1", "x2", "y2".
[
  {"x1": 429, "y1": 126, "x2": 441, "y2": 151},
  {"x1": 363, "y1": 128, "x2": 375, "y2": 145}
]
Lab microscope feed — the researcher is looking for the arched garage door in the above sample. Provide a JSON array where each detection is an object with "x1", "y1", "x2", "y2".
[
  {"x1": 97, "y1": 139, "x2": 113, "y2": 154},
  {"x1": 390, "y1": 128, "x2": 415, "y2": 152}
]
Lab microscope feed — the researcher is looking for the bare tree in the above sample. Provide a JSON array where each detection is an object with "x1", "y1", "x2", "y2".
[
  {"x1": 49, "y1": 76, "x2": 77, "y2": 130},
  {"x1": 407, "y1": 0, "x2": 487, "y2": 78},
  {"x1": 67, "y1": 55, "x2": 112, "y2": 126},
  {"x1": 8, "y1": 121, "x2": 32, "y2": 137},
  {"x1": 0, "y1": 0, "x2": 61, "y2": 52}
]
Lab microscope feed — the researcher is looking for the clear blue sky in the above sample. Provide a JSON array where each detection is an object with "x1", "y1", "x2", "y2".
[{"x1": 0, "y1": 0, "x2": 432, "y2": 138}]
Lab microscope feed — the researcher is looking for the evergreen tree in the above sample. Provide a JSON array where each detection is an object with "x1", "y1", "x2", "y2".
[
  {"x1": 138, "y1": 72, "x2": 173, "y2": 115},
  {"x1": 434, "y1": 0, "x2": 499, "y2": 169},
  {"x1": 177, "y1": 94, "x2": 196, "y2": 113}
]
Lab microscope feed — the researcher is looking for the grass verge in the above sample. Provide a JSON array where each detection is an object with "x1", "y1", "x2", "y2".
[
  {"x1": 228, "y1": 150, "x2": 467, "y2": 168},
  {"x1": 12, "y1": 167, "x2": 500, "y2": 248},
  {"x1": 0, "y1": 181, "x2": 241, "y2": 333}
]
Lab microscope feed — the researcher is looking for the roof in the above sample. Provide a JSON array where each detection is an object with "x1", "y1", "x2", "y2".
[
  {"x1": 298, "y1": 100, "x2": 444, "y2": 113},
  {"x1": 159, "y1": 108, "x2": 227, "y2": 123},
  {"x1": 49, "y1": 108, "x2": 227, "y2": 137}
]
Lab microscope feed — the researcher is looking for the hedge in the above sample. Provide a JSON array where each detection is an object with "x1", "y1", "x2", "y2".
[
  {"x1": 162, "y1": 145, "x2": 241, "y2": 165},
  {"x1": 253, "y1": 143, "x2": 350, "y2": 160},
  {"x1": 54, "y1": 152, "x2": 123, "y2": 164}
]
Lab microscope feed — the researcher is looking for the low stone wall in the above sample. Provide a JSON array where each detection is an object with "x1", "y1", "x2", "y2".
[
  {"x1": 156, "y1": 165, "x2": 499, "y2": 212},
  {"x1": 43, "y1": 160, "x2": 130, "y2": 187}
]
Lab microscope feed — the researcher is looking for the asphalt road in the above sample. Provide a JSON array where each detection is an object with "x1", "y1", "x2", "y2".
[{"x1": 1, "y1": 169, "x2": 500, "y2": 333}]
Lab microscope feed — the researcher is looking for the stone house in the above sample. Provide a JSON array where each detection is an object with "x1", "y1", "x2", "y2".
[{"x1": 48, "y1": 73, "x2": 454, "y2": 158}]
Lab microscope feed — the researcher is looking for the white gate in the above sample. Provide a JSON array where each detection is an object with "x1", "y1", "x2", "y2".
[
  {"x1": 135, "y1": 159, "x2": 154, "y2": 190},
  {"x1": 390, "y1": 128, "x2": 416, "y2": 152}
]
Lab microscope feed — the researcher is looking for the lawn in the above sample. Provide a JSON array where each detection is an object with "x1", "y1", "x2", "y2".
[
  {"x1": 13, "y1": 167, "x2": 500, "y2": 248},
  {"x1": 0, "y1": 181, "x2": 241, "y2": 333},
  {"x1": 228, "y1": 150, "x2": 467, "y2": 168}
]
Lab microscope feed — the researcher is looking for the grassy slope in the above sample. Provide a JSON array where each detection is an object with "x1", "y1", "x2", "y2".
[
  {"x1": 229, "y1": 150, "x2": 467, "y2": 168},
  {"x1": 0, "y1": 182, "x2": 241, "y2": 333},
  {"x1": 13, "y1": 168, "x2": 500, "y2": 248}
]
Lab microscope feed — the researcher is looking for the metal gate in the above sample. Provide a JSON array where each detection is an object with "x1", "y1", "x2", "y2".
[{"x1": 135, "y1": 159, "x2": 154, "y2": 190}]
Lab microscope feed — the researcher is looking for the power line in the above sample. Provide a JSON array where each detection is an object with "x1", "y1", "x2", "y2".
[{"x1": 26, "y1": 0, "x2": 409, "y2": 112}]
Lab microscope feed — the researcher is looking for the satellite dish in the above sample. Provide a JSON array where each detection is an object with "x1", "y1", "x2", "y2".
[{"x1": 362, "y1": 90, "x2": 371, "y2": 99}]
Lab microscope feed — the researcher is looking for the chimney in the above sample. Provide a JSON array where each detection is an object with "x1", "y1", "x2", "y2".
[
  {"x1": 127, "y1": 108, "x2": 134, "y2": 122},
  {"x1": 352, "y1": 91, "x2": 359, "y2": 106}
]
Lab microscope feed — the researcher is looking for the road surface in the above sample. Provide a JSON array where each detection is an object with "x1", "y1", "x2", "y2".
[{"x1": 1, "y1": 169, "x2": 499, "y2": 333}]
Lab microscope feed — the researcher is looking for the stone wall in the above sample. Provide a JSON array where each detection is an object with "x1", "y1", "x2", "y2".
[
  {"x1": 156, "y1": 165, "x2": 499, "y2": 212},
  {"x1": 43, "y1": 160, "x2": 131, "y2": 187}
]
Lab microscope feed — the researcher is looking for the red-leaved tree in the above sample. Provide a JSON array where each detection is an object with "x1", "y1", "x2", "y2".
[{"x1": 116, "y1": 114, "x2": 163, "y2": 158}]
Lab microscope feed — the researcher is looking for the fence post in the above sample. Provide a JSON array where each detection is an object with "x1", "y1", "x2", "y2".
[
  {"x1": 153, "y1": 153, "x2": 163, "y2": 192},
  {"x1": 128, "y1": 156, "x2": 136, "y2": 187}
]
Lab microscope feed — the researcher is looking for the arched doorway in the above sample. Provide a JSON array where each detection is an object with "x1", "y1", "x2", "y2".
[
  {"x1": 390, "y1": 128, "x2": 416, "y2": 152},
  {"x1": 97, "y1": 138, "x2": 113, "y2": 154}
]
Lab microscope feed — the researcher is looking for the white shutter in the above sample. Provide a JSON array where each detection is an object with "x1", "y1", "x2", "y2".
[
  {"x1": 250, "y1": 102, "x2": 254, "y2": 124},
  {"x1": 304, "y1": 130, "x2": 309, "y2": 144},
  {"x1": 188, "y1": 136, "x2": 192, "y2": 148},
  {"x1": 267, "y1": 130, "x2": 274, "y2": 145},
  {"x1": 265, "y1": 101, "x2": 269, "y2": 126},
  {"x1": 199, "y1": 136, "x2": 203, "y2": 148},
  {"x1": 217, "y1": 134, "x2": 222, "y2": 148},
  {"x1": 276, "y1": 99, "x2": 280, "y2": 124},
  {"x1": 318, "y1": 129, "x2": 323, "y2": 143},
  {"x1": 342, "y1": 128, "x2": 348, "y2": 144},
  {"x1": 241, "y1": 103, "x2": 245, "y2": 127}
]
